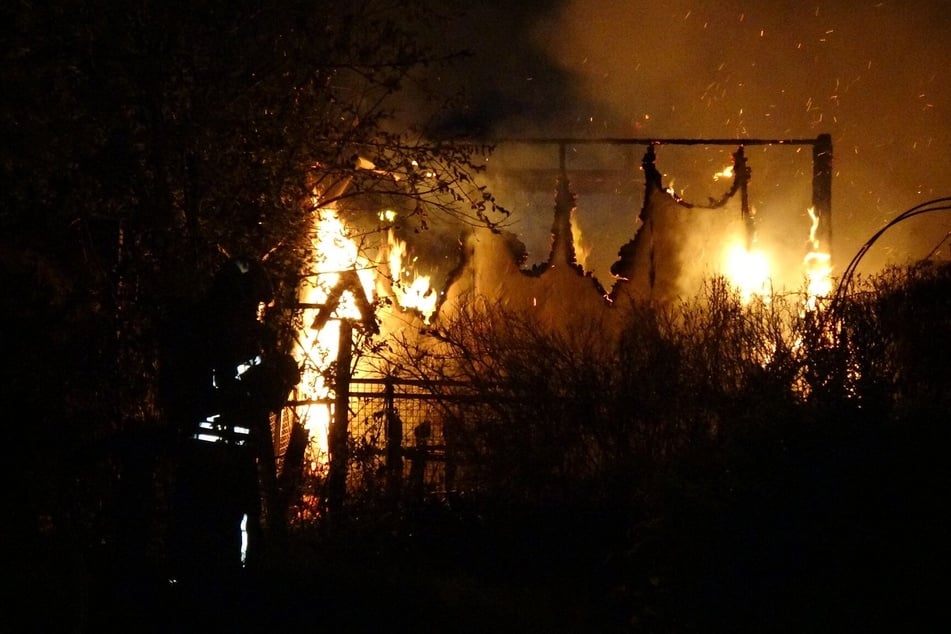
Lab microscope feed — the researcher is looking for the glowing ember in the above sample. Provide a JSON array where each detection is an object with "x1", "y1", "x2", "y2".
[
  {"x1": 713, "y1": 165, "x2": 734, "y2": 181},
  {"x1": 803, "y1": 206, "x2": 832, "y2": 310}
]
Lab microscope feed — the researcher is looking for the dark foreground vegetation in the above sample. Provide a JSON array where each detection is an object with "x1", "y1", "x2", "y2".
[{"x1": 9, "y1": 263, "x2": 950, "y2": 634}]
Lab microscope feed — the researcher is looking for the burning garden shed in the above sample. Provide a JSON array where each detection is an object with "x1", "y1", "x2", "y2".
[{"x1": 279, "y1": 134, "x2": 835, "y2": 511}]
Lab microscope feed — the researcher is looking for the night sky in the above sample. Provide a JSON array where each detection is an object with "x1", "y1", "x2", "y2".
[{"x1": 429, "y1": 0, "x2": 951, "y2": 285}]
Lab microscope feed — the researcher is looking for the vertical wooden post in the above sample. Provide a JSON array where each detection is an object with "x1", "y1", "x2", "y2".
[
  {"x1": 812, "y1": 134, "x2": 834, "y2": 254},
  {"x1": 384, "y1": 377, "x2": 403, "y2": 504},
  {"x1": 327, "y1": 320, "x2": 352, "y2": 512},
  {"x1": 551, "y1": 159, "x2": 578, "y2": 268},
  {"x1": 733, "y1": 146, "x2": 754, "y2": 249}
]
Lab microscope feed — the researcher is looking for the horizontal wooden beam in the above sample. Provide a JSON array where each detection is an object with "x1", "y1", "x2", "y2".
[{"x1": 487, "y1": 137, "x2": 822, "y2": 147}]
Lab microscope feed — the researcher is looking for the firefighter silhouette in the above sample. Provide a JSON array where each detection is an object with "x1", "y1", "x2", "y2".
[{"x1": 164, "y1": 257, "x2": 299, "y2": 581}]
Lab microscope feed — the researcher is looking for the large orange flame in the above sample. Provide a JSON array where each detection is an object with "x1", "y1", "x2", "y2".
[
  {"x1": 385, "y1": 229, "x2": 438, "y2": 324},
  {"x1": 289, "y1": 207, "x2": 443, "y2": 476},
  {"x1": 292, "y1": 208, "x2": 376, "y2": 472}
]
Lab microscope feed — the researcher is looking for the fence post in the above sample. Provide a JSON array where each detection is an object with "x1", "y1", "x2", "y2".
[
  {"x1": 384, "y1": 378, "x2": 403, "y2": 504},
  {"x1": 812, "y1": 133, "x2": 834, "y2": 254},
  {"x1": 327, "y1": 320, "x2": 352, "y2": 513}
]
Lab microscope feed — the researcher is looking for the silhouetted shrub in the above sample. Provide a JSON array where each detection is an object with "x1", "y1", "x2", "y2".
[{"x1": 379, "y1": 263, "x2": 950, "y2": 632}]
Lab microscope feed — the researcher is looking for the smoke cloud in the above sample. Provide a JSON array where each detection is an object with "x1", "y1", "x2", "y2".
[{"x1": 440, "y1": 0, "x2": 951, "y2": 285}]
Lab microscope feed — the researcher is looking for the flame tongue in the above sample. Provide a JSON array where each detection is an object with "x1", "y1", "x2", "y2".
[
  {"x1": 803, "y1": 206, "x2": 832, "y2": 310},
  {"x1": 385, "y1": 229, "x2": 438, "y2": 324}
]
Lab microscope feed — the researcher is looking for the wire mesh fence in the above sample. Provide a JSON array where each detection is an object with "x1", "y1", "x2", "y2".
[
  {"x1": 345, "y1": 377, "x2": 480, "y2": 501},
  {"x1": 278, "y1": 376, "x2": 487, "y2": 509}
]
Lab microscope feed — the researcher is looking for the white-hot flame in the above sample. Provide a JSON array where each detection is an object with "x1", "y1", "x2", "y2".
[{"x1": 723, "y1": 239, "x2": 771, "y2": 303}]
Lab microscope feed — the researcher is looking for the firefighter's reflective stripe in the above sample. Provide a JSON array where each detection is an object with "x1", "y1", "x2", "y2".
[
  {"x1": 240, "y1": 513, "x2": 249, "y2": 566},
  {"x1": 213, "y1": 355, "x2": 263, "y2": 388},
  {"x1": 193, "y1": 414, "x2": 251, "y2": 446},
  {"x1": 235, "y1": 355, "x2": 262, "y2": 379}
]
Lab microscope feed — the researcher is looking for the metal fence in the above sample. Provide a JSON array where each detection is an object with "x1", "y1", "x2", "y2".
[
  {"x1": 278, "y1": 377, "x2": 484, "y2": 507},
  {"x1": 345, "y1": 377, "x2": 479, "y2": 500}
]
